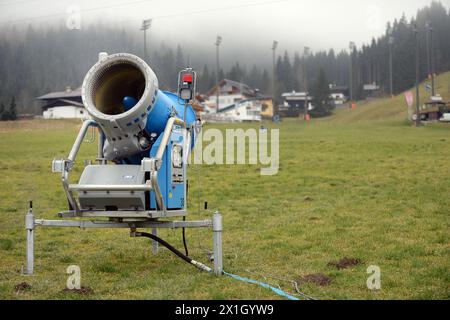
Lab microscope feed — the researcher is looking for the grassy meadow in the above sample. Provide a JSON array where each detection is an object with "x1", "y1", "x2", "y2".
[{"x1": 0, "y1": 73, "x2": 449, "y2": 300}]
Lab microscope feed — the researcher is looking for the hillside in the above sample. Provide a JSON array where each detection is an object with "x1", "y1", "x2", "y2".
[{"x1": 328, "y1": 71, "x2": 450, "y2": 124}]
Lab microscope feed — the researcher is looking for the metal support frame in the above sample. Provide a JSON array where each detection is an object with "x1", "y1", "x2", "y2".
[
  {"x1": 57, "y1": 209, "x2": 187, "y2": 219},
  {"x1": 212, "y1": 212, "x2": 223, "y2": 275},
  {"x1": 25, "y1": 210, "x2": 223, "y2": 276},
  {"x1": 25, "y1": 205, "x2": 34, "y2": 275},
  {"x1": 34, "y1": 219, "x2": 212, "y2": 229}
]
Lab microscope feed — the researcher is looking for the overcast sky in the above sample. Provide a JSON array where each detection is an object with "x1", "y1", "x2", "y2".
[{"x1": 0, "y1": 0, "x2": 447, "y2": 56}]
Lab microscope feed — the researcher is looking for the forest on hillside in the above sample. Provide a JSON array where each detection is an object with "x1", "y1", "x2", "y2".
[{"x1": 0, "y1": 1, "x2": 449, "y2": 114}]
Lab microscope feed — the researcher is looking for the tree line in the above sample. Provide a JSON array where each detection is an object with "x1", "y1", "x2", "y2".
[
  {"x1": 269, "y1": 1, "x2": 450, "y2": 104},
  {"x1": 0, "y1": 97, "x2": 17, "y2": 121},
  {"x1": 0, "y1": 1, "x2": 448, "y2": 119}
]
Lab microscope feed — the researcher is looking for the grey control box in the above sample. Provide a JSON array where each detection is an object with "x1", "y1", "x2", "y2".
[{"x1": 78, "y1": 165, "x2": 146, "y2": 210}]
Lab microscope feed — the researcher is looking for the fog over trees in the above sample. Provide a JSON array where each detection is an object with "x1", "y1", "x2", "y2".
[{"x1": 0, "y1": 1, "x2": 449, "y2": 114}]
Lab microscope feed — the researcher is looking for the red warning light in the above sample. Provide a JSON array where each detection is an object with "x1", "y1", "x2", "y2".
[{"x1": 182, "y1": 74, "x2": 193, "y2": 83}]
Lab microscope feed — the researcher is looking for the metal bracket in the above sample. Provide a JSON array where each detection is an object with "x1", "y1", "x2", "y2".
[
  {"x1": 25, "y1": 209, "x2": 222, "y2": 276},
  {"x1": 52, "y1": 159, "x2": 73, "y2": 173},
  {"x1": 24, "y1": 205, "x2": 34, "y2": 275},
  {"x1": 212, "y1": 212, "x2": 223, "y2": 275},
  {"x1": 141, "y1": 157, "x2": 160, "y2": 172}
]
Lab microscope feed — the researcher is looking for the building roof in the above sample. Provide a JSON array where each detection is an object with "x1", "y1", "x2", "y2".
[
  {"x1": 40, "y1": 99, "x2": 84, "y2": 111},
  {"x1": 281, "y1": 91, "x2": 312, "y2": 100},
  {"x1": 282, "y1": 91, "x2": 307, "y2": 97},
  {"x1": 37, "y1": 86, "x2": 83, "y2": 111},
  {"x1": 217, "y1": 104, "x2": 237, "y2": 113},
  {"x1": 363, "y1": 83, "x2": 380, "y2": 91},
  {"x1": 329, "y1": 85, "x2": 349, "y2": 94},
  {"x1": 36, "y1": 86, "x2": 82, "y2": 100},
  {"x1": 206, "y1": 79, "x2": 256, "y2": 97}
]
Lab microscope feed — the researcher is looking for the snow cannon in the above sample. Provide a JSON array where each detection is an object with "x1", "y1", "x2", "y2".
[
  {"x1": 82, "y1": 53, "x2": 196, "y2": 162},
  {"x1": 24, "y1": 53, "x2": 224, "y2": 277},
  {"x1": 52, "y1": 52, "x2": 198, "y2": 213}
]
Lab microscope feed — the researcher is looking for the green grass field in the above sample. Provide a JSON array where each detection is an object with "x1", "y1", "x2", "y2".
[{"x1": 0, "y1": 73, "x2": 449, "y2": 300}]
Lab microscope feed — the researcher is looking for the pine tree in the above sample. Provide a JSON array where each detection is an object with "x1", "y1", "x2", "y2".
[
  {"x1": 261, "y1": 69, "x2": 271, "y2": 94},
  {"x1": 1, "y1": 102, "x2": 10, "y2": 121},
  {"x1": 9, "y1": 96, "x2": 17, "y2": 120},
  {"x1": 293, "y1": 52, "x2": 303, "y2": 91},
  {"x1": 175, "y1": 45, "x2": 185, "y2": 71},
  {"x1": 199, "y1": 65, "x2": 211, "y2": 93},
  {"x1": 0, "y1": 102, "x2": 5, "y2": 121},
  {"x1": 227, "y1": 62, "x2": 245, "y2": 82},
  {"x1": 311, "y1": 69, "x2": 332, "y2": 117}
]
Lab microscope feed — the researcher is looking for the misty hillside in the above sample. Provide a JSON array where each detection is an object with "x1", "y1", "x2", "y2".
[
  {"x1": 328, "y1": 71, "x2": 450, "y2": 123},
  {"x1": 0, "y1": 1, "x2": 449, "y2": 114}
]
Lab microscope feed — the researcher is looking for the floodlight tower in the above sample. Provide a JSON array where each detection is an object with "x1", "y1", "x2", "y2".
[
  {"x1": 388, "y1": 27, "x2": 395, "y2": 97},
  {"x1": 271, "y1": 40, "x2": 278, "y2": 104},
  {"x1": 215, "y1": 35, "x2": 222, "y2": 113},
  {"x1": 426, "y1": 21, "x2": 435, "y2": 96},
  {"x1": 140, "y1": 19, "x2": 152, "y2": 63},
  {"x1": 413, "y1": 24, "x2": 421, "y2": 127},
  {"x1": 303, "y1": 46, "x2": 311, "y2": 120},
  {"x1": 349, "y1": 41, "x2": 356, "y2": 108}
]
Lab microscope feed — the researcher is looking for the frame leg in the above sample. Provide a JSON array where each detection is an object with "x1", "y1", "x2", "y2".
[
  {"x1": 212, "y1": 212, "x2": 223, "y2": 275},
  {"x1": 152, "y1": 228, "x2": 158, "y2": 255},
  {"x1": 25, "y1": 205, "x2": 35, "y2": 275}
]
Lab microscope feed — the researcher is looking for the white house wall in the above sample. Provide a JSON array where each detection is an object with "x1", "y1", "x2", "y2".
[
  {"x1": 205, "y1": 94, "x2": 245, "y2": 111},
  {"x1": 220, "y1": 102, "x2": 261, "y2": 122},
  {"x1": 43, "y1": 106, "x2": 87, "y2": 119}
]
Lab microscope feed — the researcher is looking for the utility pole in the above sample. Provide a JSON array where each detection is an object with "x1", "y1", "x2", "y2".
[
  {"x1": 414, "y1": 25, "x2": 421, "y2": 127},
  {"x1": 140, "y1": 19, "x2": 152, "y2": 63},
  {"x1": 272, "y1": 40, "x2": 278, "y2": 106},
  {"x1": 215, "y1": 36, "x2": 222, "y2": 113},
  {"x1": 389, "y1": 35, "x2": 394, "y2": 97},
  {"x1": 426, "y1": 21, "x2": 435, "y2": 96},
  {"x1": 349, "y1": 41, "x2": 355, "y2": 108},
  {"x1": 303, "y1": 46, "x2": 310, "y2": 120}
]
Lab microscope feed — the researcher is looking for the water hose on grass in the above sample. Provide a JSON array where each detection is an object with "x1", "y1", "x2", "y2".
[
  {"x1": 132, "y1": 231, "x2": 301, "y2": 300},
  {"x1": 132, "y1": 231, "x2": 211, "y2": 272}
]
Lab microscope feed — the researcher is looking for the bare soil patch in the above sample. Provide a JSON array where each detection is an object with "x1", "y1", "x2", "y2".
[
  {"x1": 328, "y1": 257, "x2": 362, "y2": 270},
  {"x1": 297, "y1": 273, "x2": 332, "y2": 286},
  {"x1": 14, "y1": 282, "x2": 31, "y2": 292},
  {"x1": 62, "y1": 286, "x2": 93, "y2": 295}
]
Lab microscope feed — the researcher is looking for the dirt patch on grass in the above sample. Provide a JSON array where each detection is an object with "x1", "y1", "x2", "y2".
[
  {"x1": 297, "y1": 273, "x2": 332, "y2": 286},
  {"x1": 328, "y1": 257, "x2": 362, "y2": 270},
  {"x1": 15, "y1": 282, "x2": 31, "y2": 292},
  {"x1": 62, "y1": 286, "x2": 93, "y2": 295}
]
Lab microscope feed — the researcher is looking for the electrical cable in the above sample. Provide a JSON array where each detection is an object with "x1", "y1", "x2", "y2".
[
  {"x1": 134, "y1": 231, "x2": 303, "y2": 300},
  {"x1": 0, "y1": 0, "x2": 40, "y2": 6},
  {"x1": 0, "y1": 0, "x2": 155, "y2": 25},
  {"x1": 133, "y1": 231, "x2": 211, "y2": 272},
  {"x1": 140, "y1": 0, "x2": 291, "y2": 23},
  {"x1": 0, "y1": 0, "x2": 292, "y2": 26}
]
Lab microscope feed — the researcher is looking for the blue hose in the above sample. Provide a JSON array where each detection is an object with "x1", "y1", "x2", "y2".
[{"x1": 223, "y1": 271, "x2": 300, "y2": 301}]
